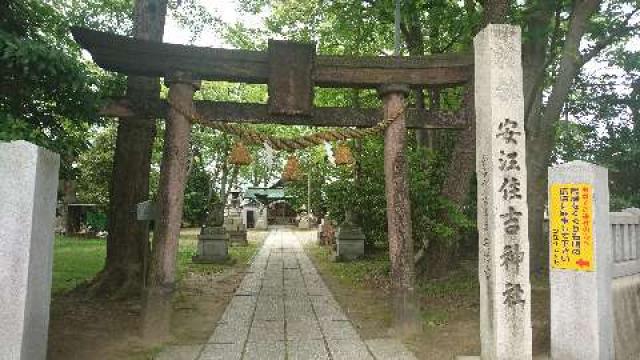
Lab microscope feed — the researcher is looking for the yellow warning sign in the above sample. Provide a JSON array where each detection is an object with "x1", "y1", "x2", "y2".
[{"x1": 549, "y1": 183, "x2": 594, "y2": 271}]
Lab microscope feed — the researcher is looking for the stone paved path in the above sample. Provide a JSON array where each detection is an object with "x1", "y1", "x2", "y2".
[{"x1": 156, "y1": 228, "x2": 417, "y2": 360}]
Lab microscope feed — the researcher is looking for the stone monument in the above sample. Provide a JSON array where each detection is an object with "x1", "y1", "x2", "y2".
[
  {"x1": 254, "y1": 205, "x2": 268, "y2": 230},
  {"x1": 473, "y1": 24, "x2": 532, "y2": 359},
  {"x1": 0, "y1": 141, "x2": 60, "y2": 360},
  {"x1": 336, "y1": 210, "x2": 366, "y2": 261},
  {"x1": 193, "y1": 203, "x2": 229, "y2": 263},
  {"x1": 298, "y1": 211, "x2": 310, "y2": 229},
  {"x1": 224, "y1": 207, "x2": 248, "y2": 246},
  {"x1": 548, "y1": 161, "x2": 613, "y2": 360}
]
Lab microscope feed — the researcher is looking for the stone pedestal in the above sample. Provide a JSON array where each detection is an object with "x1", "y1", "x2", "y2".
[
  {"x1": 336, "y1": 221, "x2": 365, "y2": 261},
  {"x1": 0, "y1": 141, "x2": 60, "y2": 360},
  {"x1": 192, "y1": 226, "x2": 229, "y2": 263},
  {"x1": 548, "y1": 161, "x2": 613, "y2": 360}
]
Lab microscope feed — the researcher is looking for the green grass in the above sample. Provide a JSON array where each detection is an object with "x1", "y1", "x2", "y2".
[
  {"x1": 52, "y1": 235, "x2": 106, "y2": 295},
  {"x1": 421, "y1": 308, "x2": 450, "y2": 327},
  {"x1": 177, "y1": 238, "x2": 260, "y2": 278},
  {"x1": 417, "y1": 270, "x2": 477, "y2": 298},
  {"x1": 51, "y1": 231, "x2": 262, "y2": 295},
  {"x1": 308, "y1": 245, "x2": 390, "y2": 287}
]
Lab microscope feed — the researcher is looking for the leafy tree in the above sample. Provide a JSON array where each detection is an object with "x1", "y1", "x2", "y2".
[
  {"x1": 556, "y1": 45, "x2": 640, "y2": 210},
  {"x1": 0, "y1": 0, "x2": 107, "y2": 178}
]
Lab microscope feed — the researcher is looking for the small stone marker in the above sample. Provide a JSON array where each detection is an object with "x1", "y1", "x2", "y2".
[
  {"x1": 336, "y1": 211, "x2": 365, "y2": 261},
  {"x1": 298, "y1": 213, "x2": 310, "y2": 229},
  {"x1": 474, "y1": 24, "x2": 532, "y2": 359},
  {"x1": 193, "y1": 226, "x2": 230, "y2": 263},
  {"x1": 193, "y1": 204, "x2": 229, "y2": 263},
  {"x1": 0, "y1": 141, "x2": 60, "y2": 360},
  {"x1": 255, "y1": 206, "x2": 269, "y2": 230},
  {"x1": 548, "y1": 161, "x2": 614, "y2": 360},
  {"x1": 224, "y1": 208, "x2": 248, "y2": 246}
]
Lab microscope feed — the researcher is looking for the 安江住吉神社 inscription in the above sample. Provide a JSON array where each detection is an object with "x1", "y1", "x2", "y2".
[
  {"x1": 475, "y1": 25, "x2": 532, "y2": 358},
  {"x1": 549, "y1": 183, "x2": 594, "y2": 271}
]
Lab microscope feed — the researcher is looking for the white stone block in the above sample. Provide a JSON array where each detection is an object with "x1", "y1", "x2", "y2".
[
  {"x1": 548, "y1": 161, "x2": 614, "y2": 360},
  {"x1": 474, "y1": 24, "x2": 532, "y2": 359},
  {"x1": 0, "y1": 140, "x2": 60, "y2": 360}
]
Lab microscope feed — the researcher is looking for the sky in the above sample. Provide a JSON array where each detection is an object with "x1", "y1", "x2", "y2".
[{"x1": 163, "y1": 0, "x2": 265, "y2": 47}]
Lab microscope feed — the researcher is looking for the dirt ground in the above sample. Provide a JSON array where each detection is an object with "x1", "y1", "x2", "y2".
[
  {"x1": 310, "y1": 255, "x2": 551, "y2": 360},
  {"x1": 47, "y1": 230, "x2": 267, "y2": 360}
]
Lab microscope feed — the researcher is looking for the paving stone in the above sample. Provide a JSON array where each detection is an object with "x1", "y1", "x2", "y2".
[
  {"x1": 236, "y1": 277, "x2": 261, "y2": 295},
  {"x1": 285, "y1": 287, "x2": 308, "y2": 298},
  {"x1": 197, "y1": 228, "x2": 378, "y2": 360},
  {"x1": 262, "y1": 278, "x2": 283, "y2": 289},
  {"x1": 254, "y1": 296, "x2": 284, "y2": 320},
  {"x1": 243, "y1": 341, "x2": 286, "y2": 360},
  {"x1": 327, "y1": 339, "x2": 374, "y2": 360},
  {"x1": 248, "y1": 320, "x2": 285, "y2": 342},
  {"x1": 154, "y1": 344, "x2": 202, "y2": 360},
  {"x1": 312, "y1": 297, "x2": 348, "y2": 320},
  {"x1": 207, "y1": 320, "x2": 250, "y2": 344},
  {"x1": 365, "y1": 338, "x2": 418, "y2": 360},
  {"x1": 219, "y1": 296, "x2": 256, "y2": 322},
  {"x1": 285, "y1": 279, "x2": 306, "y2": 289},
  {"x1": 307, "y1": 287, "x2": 332, "y2": 296},
  {"x1": 283, "y1": 258, "x2": 299, "y2": 269},
  {"x1": 198, "y1": 343, "x2": 242, "y2": 360},
  {"x1": 319, "y1": 320, "x2": 360, "y2": 340},
  {"x1": 260, "y1": 286, "x2": 284, "y2": 296},
  {"x1": 285, "y1": 300, "x2": 315, "y2": 321},
  {"x1": 287, "y1": 340, "x2": 330, "y2": 360},
  {"x1": 284, "y1": 269, "x2": 304, "y2": 280},
  {"x1": 286, "y1": 320, "x2": 323, "y2": 340}
]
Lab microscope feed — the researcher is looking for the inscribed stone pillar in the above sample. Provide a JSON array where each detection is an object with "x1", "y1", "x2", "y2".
[
  {"x1": 474, "y1": 24, "x2": 532, "y2": 359},
  {"x1": 548, "y1": 161, "x2": 613, "y2": 360},
  {"x1": 0, "y1": 141, "x2": 60, "y2": 360},
  {"x1": 149, "y1": 72, "x2": 200, "y2": 288}
]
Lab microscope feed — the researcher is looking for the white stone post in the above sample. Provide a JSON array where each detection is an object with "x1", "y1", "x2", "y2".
[
  {"x1": 474, "y1": 24, "x2": 532, "y2": 360},
  {"x1": 0, "y1": 141, "x2": 60, "y2": 360},
  {"x1": 548, "y1": 161, "x2": 613, "y2": 360}
]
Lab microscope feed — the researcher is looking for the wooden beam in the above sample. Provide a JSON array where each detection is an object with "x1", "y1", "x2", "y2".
[
  {"x1": 73, "y1": 27, "x2": 268, "y2": 84},
  {"x1": 101, "y1": 98, "x2": 468, "y2": 129},
  {"x1": 72, "y1": 27, "x2": 473, "y2": 87}
]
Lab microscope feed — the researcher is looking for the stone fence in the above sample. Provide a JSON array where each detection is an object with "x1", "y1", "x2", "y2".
[{"x1": 610, "y1": 208, "x2": 640, "y2": 279}]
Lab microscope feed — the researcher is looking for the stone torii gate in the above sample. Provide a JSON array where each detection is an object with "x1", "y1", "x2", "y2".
[{"x1": 73, "y1": 24, "x2": 531, "y2": 359}]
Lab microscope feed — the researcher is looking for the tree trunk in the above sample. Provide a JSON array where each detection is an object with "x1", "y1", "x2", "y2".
[
  {"x1": 61, "y1": 179, "x2": 78, "y2": 235},
  {"x1": 526, "y1": 0, "x2": 601, "y2": 274},
  {"x1": 93, "y1": 0, "x2": 168, "y2": 297},
  {"x1": 427, "y1": 85, "x2": 475, "y2": 277},
  {"x1": 427, "y1": 0, "x2": 508, "y2": 277},
  {"x1": 382, "y1": 85, "x2": 420, "y2": 335}
]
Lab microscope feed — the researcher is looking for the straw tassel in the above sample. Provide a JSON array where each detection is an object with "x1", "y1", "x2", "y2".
[
  {"x1": 334, "y1": 142, "x2": 354, "y2": 165},
  {"x1": 282, "y1": 155, "x2": 302, "y2": 181},
  {"x1": 228, "y1": 141, "x2": 252, "y2": 165}
]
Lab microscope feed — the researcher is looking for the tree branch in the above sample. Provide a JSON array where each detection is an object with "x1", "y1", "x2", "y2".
[
  {"x1": 580, "y1": 7, "x2": 640, "y2": 65},
  {"x1": 539, "y1": 0, "x2": 602, "y2": 132}
]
